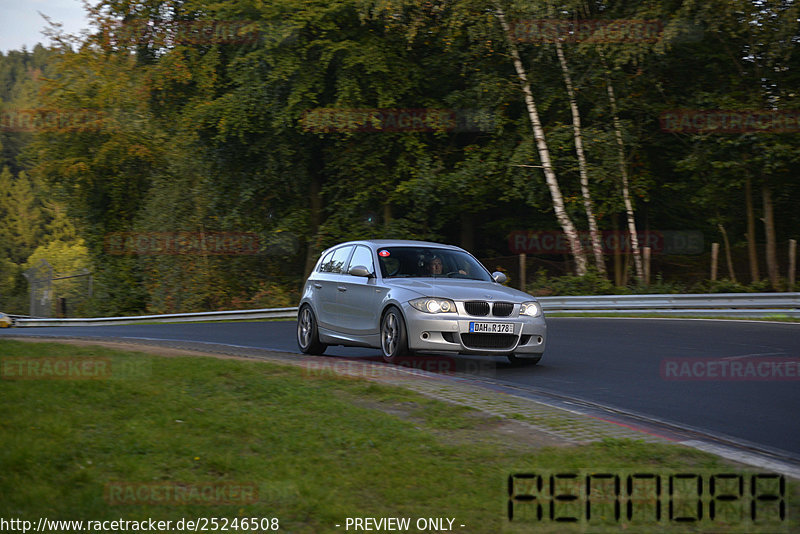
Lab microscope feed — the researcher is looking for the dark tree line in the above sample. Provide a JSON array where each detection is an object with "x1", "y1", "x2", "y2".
[{"x1": 0, "y1": 0, "x2": 798, "y2": 315}]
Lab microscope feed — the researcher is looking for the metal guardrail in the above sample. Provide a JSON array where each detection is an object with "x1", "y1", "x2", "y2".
[
  {"x1": 537, "y1": 293, "x2": 800, "y2": 317},
  {"x1": 12, "y1": 308, "x2": 297, "y2": 327},
  {"x1": 7, "y1": 293, "x2": 800, "y2": 327}
]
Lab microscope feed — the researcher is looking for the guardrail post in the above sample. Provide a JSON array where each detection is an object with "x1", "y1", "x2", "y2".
[
  {"x1": 643, "y1": 247, "x2": 651, "y2": 287},
  {"x1": 519, "y1": 253, "x2": 526, "y2": 291},
  {"x1": 790, "y1": 239, "x2": 797, "y2": 291}
]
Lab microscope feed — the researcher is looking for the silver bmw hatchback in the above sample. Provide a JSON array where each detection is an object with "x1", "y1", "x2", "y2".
[{"x1": 297, "y1": 240, "x2": 546, "y2": 364}]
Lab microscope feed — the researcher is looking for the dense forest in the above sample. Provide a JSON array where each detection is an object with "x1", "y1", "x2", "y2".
[{"x1": 0, "y1": 0, "x2": 798, "y2": 316}]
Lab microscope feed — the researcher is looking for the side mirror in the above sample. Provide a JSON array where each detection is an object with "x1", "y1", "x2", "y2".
[
  {"x1": 349, "y1": 265, "x2": 373, "y2": 278},
  {"x1": 492, "y1": 271, "x2": 508, "y2": 284}
]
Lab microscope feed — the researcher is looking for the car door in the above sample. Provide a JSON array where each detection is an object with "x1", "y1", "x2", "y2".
[
  {"x1": 336, "y1": 245, "x2": 386, "y2": 338},
  {"x1": 313, "y1": 245, "x2": 354, "y2": 332}
]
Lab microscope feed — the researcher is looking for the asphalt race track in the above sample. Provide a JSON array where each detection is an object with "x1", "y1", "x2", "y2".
[{"x1": 3, "y1": 317, "x2": 799, "y2": 462}]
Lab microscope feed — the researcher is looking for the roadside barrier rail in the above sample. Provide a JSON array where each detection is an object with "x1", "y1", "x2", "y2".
[
  {"x1": 537, "y1": 293, "x2": 800, "y2": 317},
  {"x1": 12, "y1": 308, "x2": 297, "y2": 327},
  {"x1": 7, "y1": 293, "x2": 800, "y2": 326}
]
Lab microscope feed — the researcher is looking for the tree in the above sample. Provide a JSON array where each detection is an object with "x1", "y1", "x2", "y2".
[
  {"x1": 669, "y1": 0, "x2": 800, "y2": 289},
  {"x1": 602, "y1": 58, "x2": 644, "y2": 283},
  {"x1": 555, "y1": 39, "x2": 606, "y2": 275},
  {"x1": 0, "y1": 168, "x2": 44, "y2": 264},
  {"x1": 494, "y1": 4, "x2": 588, "y2": 275}
]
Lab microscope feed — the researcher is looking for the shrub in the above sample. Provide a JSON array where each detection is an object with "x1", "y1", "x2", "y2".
[
  {"x1": 525, "y1": 270, "x2": 776, "y2": 297},
  {"x1": 627, "y1": 274, "x2": 687, "y2": 294},
  {"x1": 691, "y1": 278, "x2": 774, "y2": 293},
  {"x1": 229, "y1": 281, "x2": 299, "y2": 309},
  {"x1": 527, "y1": 267, "x2": 619, "y2": 296}
]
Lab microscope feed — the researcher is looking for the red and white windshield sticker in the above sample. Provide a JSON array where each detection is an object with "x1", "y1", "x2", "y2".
[{"x1": 378, "y1": 250, "x2": 390, "y2": 257}]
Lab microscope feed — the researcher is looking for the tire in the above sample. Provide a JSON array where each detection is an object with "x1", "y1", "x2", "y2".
[
  {"x1": 507, "y1": 353, "x2": 542, "y2": 366},
  {"x1": 297, "y1": 305, "x2": 327, "y2": 355},
  {"x1": 380, "y1": 306, "x2": 410, "y2": 363}
]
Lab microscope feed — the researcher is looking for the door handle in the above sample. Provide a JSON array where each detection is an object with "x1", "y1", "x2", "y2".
[
  {"x1": 337, "y1": 286, "x2": 347, "y2": 292},
  {"x1": 314, "y1": 283, "x2": 322, "y2": 289}
]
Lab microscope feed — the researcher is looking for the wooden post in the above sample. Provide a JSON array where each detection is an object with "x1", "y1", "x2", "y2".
[
  {"x1": 621, "y1": 249, "x2": 630, "y2": 287},
  {"x1": 643, "y1": 246, "x2": 651, "y2": 287},
  {"x1": 789, "y1": 239, "x2": 797, "y2": 291},
  {"x1": 519, "y1": 253, "x2": 526, "y2": 291},
  {"x1": 614, "y1": 233, "x2": 623, "y2": 287},
  {"x1": 718, "y1": 223, "x2": 737, "y2": 282},
  {"x1": 612, "y1": 218, "x2": 622, "y2": 286},
  {"x1": 710, "y1": 242, "x2": 719, "y2": 281}
]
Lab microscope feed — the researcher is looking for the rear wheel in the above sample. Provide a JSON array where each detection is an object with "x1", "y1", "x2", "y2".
[
  {"x1": 380, "y1": 307, "x2": 410, "y2": 363},
  {"x1": 297, "y1": 305, "x2": 327, "y2": 355}
]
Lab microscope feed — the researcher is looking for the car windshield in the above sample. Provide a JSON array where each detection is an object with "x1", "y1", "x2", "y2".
[{"x1": 376, "y1": 247, "x2": 492, "y2": 281}]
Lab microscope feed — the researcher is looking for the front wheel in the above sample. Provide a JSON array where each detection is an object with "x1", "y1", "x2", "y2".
[
  {"x1": 380, "y1": 307, "x2": 410, "y2": 363},
  {"x1": 297, "y1": 305, "x2": 327, "y2": 355}
]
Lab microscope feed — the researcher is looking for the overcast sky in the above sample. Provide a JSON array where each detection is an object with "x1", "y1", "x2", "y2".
[{"x1": 0, "y1": 0, "x2": 91, "y2": 53}]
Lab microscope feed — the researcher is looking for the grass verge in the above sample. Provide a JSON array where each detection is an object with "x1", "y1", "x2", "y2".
[{"x1": 0, "y1": 339, "x2": 796, "y2": 533}]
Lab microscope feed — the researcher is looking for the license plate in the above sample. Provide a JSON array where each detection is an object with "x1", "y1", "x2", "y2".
[{"x1": 469, "y1": 322, "x2": 514, "y2": 334}]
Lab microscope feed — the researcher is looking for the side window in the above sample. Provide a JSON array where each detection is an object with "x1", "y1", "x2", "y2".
[
  {"x1": 322, "y1": 246, "x2": 353, "y2": 274},
  {"x1": 318, "y1": 250, "x2": 336, "y2": 273},
  {"x1": 347, "y1": 246, "x2": 374, "y2": 275}
]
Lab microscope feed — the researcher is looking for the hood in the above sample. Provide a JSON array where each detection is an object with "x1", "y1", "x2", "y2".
[{"x1": 384, "y1": 278, "x2": 537, "y2": 302}]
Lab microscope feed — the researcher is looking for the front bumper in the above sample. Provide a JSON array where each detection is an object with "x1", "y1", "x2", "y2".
[{"x1": 401, "y1": 303, "x2": 546, "y2": 356}]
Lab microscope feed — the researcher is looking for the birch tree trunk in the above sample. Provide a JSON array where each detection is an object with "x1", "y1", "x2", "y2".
[
  {"x1": 555, "y1": 40, "x2": 606, "y2": 275},
  {"x1": 601, "y1": 55, "x2": 644, "y2": 282},
  {"x1": 495, "y1": 6, "x2": 587, "y2": 275}
]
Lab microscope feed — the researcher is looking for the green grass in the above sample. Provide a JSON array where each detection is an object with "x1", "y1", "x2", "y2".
[{"x1": 0, "y1": 339, "x2": 796, "y2": 533}]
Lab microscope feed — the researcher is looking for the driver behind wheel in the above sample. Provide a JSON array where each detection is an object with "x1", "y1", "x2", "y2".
[{"x1": 428, "y1": 255, "x2": 444, "y2": 275}]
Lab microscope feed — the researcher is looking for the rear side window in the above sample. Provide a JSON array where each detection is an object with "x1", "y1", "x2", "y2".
[{"x1": 319, "y1": 246, "x2": 353, "y2": 273}]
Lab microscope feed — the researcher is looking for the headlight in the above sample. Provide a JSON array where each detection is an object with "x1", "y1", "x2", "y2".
[
  {"x1": 409, "y1": 297, "x2": 456, "y2": 314},
  {"x1": 520, "y1": 301, "x2": 542, "y2": 317}
]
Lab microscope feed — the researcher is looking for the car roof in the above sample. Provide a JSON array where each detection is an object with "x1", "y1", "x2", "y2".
[{"x1": 323, "y1": 239, "x2": 465, "y2": 253}]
